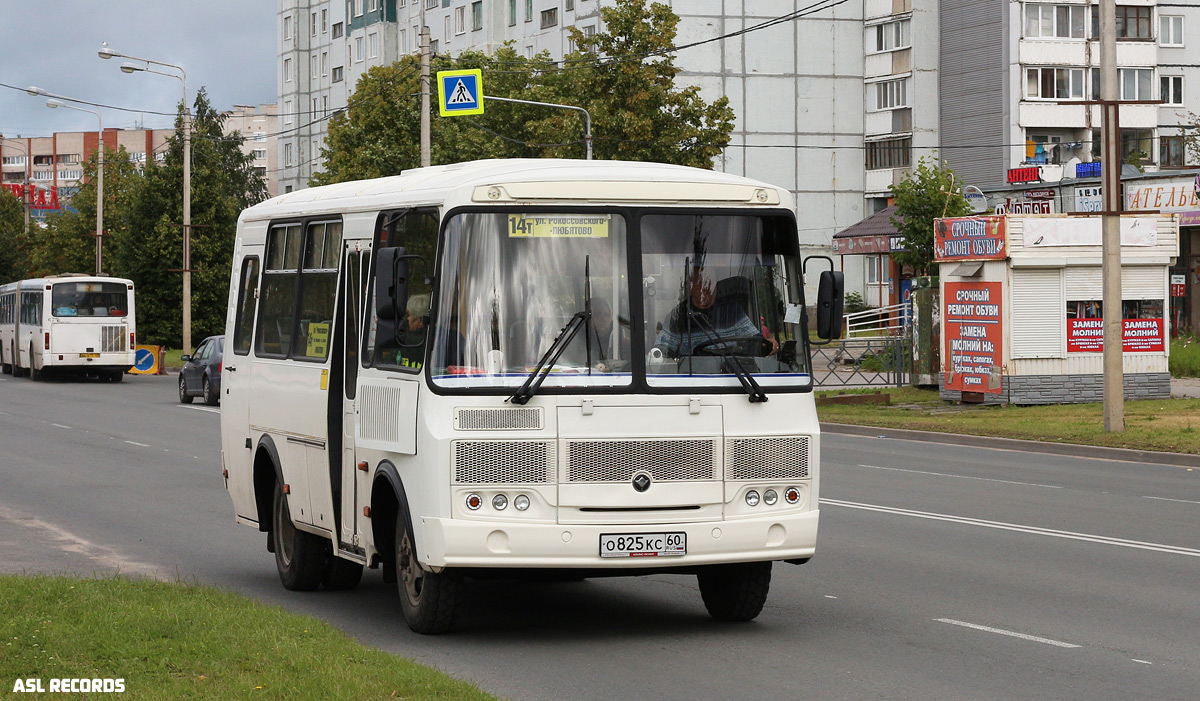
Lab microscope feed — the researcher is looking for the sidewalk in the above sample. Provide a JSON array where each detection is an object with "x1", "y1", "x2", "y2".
[{"x1": 1171, "y1": 377, "x2": 1200, "y2": 399}]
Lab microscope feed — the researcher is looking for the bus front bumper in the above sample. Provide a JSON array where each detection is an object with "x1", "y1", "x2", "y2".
[{"x1": 419, "y1": 509, "x2": 818, "y2": 569}]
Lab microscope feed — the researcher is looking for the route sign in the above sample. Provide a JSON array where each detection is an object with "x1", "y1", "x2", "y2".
[{"x1": 437, "y1": 69, "x2": 484, "y2": 116}]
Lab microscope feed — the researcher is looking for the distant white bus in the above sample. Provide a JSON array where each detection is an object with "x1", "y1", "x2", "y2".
[
  {"x1": 220, "y1": 159, "x2": 843, "y2": 633},
  {"x1": 0, "y1": 274, "x2": 136, "y2": 381}
]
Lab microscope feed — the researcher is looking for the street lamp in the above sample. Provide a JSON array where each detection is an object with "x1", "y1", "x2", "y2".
[
  {"x1": 100, "y1": 44, "x2": 192, "y2": 353},
  {"x1": 26, "y1": 87, "x2": 104, "y2": 275}
]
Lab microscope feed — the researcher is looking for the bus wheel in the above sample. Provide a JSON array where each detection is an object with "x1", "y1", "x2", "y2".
[
  {"x1": 395, "y1": 508, "x2": 459, "y2": 634},
  {"x1": 28, "y1": 345, "x2": 40, "y2": 381},
  {"x1": 697, "y1": 561, "x2": 773, "y2": 622},
  {"x1": 271, "y1": 481, "x2": 326, "y2": 591},
  {"x1": 108, "y1": 370, "x2": 124, "y2": 383},
  {"x1": 202, "y1": 376, "x2": 218, "y2": 406},
  {"x1": 322, "y1": 556, "x2": 364, "y2": 591},
  {"x1": 178, "y1": 375, "x2": 193, "y2": 403}
]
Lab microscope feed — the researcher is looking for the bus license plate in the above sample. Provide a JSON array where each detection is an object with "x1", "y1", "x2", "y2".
[
  {"x1": 599, "y1": 533, "x2": 686, "y2": 558},
  {"x1": 80, "y1": 353, "x2": 100, "y2": 358}
]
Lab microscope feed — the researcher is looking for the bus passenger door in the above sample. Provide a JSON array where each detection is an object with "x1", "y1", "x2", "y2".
[
  {"x1": 221, "y1": 250, "x2": 262, "y2": 522},
  {"x1": 336, "y1": 244, "x2": 369, "y2": 550}
]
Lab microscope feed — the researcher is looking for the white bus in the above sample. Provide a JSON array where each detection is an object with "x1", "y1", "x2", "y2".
[
  {"x1": 0, "y1": 274, "x2": 136, "y2": 381},
  {"x1": 220, "y1": 159, "x2": 843, "y2": 633}
]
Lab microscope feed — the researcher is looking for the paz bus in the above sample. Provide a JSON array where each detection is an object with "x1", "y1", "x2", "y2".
[
  {"x1": 0, "y1": 274, "x2": 136, "y2": 381},
  {"x1": 220, "y1": 159, "x2": 843, "y2": 633}
]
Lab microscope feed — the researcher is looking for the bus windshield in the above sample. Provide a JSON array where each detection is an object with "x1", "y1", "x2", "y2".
[
  {"x1": 51, "y1": 281, "x2": 129, "y2": 317},
  {"x1": 430, "y1": 209, "x2": 811, "y2": 391}
]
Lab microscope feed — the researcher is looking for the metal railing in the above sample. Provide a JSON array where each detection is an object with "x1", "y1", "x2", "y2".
[{"x1": 844, "y1": 302, "x2": 911, "y2": 338}]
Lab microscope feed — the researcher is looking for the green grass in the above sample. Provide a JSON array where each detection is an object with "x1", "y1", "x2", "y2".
[
  {"x1": 0, "y1": 575, "x2": 493, "y2": 700},
  {"x1": 1170, "y1": 332, "x2": 1200, "y2": 378},
  {"x1": 817, "y1": 386, "x2": 1200, "y2": 454}
]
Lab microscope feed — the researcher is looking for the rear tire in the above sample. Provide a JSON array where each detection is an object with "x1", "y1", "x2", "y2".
[
  {"x1": 108, "y1": 369, "x2": 124, "y2": 383},
  {"x1": 12, "y1": 344, "x2": 26, "y2": 378},
  {"x1": 28, "y1": 345, "x2": 40, "y2": 381},
  {"x1": 395, "y1": 506, "x2": 460, "y2": 634},
  {"x1": 272, "y1": 481, "x2": 326, "y2": 591},
  {"x1": 178, "y1": 374, "x2": 193, "y2": 403},
  {"x1": 697, "y1": 561, "x2": 773, "y2": 622},
  {"x1": 202, "y1": 376, "x2": 218, "y2": 406},
  {"x1": 322, "y1": 556, "x2": 364, "y2": 590}
]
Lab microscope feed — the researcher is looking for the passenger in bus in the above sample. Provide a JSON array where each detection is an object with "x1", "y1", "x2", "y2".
[
  {"x1": 654, "y1": 269, "x2": 778, "y2": 358},
  {"x1": 399, "y1": 293, "x2": 429, "y2": 367}
]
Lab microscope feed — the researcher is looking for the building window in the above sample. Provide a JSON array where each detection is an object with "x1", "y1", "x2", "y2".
[
  {"x1": 369, "y1": 0, "x2": 378, "y2": 10},
  {"x1": 311, "y1": 54, "x2": 319, "y2": 80},
  {"x1": 1121, "y1": 128, "x2": 1154, "y2": 163},
  {"x1": 311, "y1": 11, "x2": 317, "y2": 36},
  {"x1": 369, "y1": 32, "x2": 378, "y2": 58},
  {"x1": 1026, "y1": 66, "x2": 1085, "y2": 100},
  {"x1": 284, "y1": 58, "x2": 292, "y2": 82},
  {"x1": 455, "y1": 6, "x2": 466, "y2": 34},
  {"x1": 1161, "y1": 136, "x2": 1186, "y2": 167},
  {"x1": 332, "y1": 66, "x2": 344, "y2": 82},
  {"x1": 355, "y1": 0, "x2": 364, "y2": 17},
  {"x1": 283, "y1": 15, "x2": 292, "y2": 40},
  {"x1": 1120, "y1": 68, "x2": 1153, "y2": 100},
  {"x1": 332, "y1": 22, "x2": 343, "y2": 39},
  {"x1": 472, "y1": 1, "x2": 483, "y2": 31},
  {"x1": 284, "y1": 100, "x2": 293, "y2": 124},
  {"x1": 1161, "y1": 76, "x2": 1184, "y2": 105},
  {"x1": 865, "y1": 137, "x2": 912, "y2": 170},
  {"x1": 321, "y1": 51, "x2": 328, "y2": 76},
  {"x1": 525, "y1": 0, "x2": 532, "y2": 22},
  {"x1": 1092, "y1": 5, "x2": 1153, "y2": 40},
  {"x1": 323, "y1": 95, "x2": 328, "y2": 116},
  {"x1": 400, "y1": 29, "x2": 407, "y2": 52},
  {"x1": 252, "y1": 149, "x2": 267, "y2": 160},
  {"x1": 444, "y1": 15, "x2": 451, "y2": 42},
  {"x1": 321, "y1": 8, "x2": 328, "y2": 33},
  {"x1": 872, "y1": 19, "x2": 911, "y2": 51},
  {"x1": 356, "y1": 37, "x2": 364, "y2": 61},
  {"x1": 1024, "y1": 4, "x2": 1085, "y2": 39},
  {"x1": 541, "y1": 8, "x2": 558, "y2": 28},
  {"x1": 871, "y1": 78, "x2": 908, "y2": 110},
  {"x1": 865, "y1": 255, "x2": 890, "y2": 285},
  {"x1": 1161, "y1": 15, "x2": 1184, "y2": 46},
  {"x1": 566, "y1": 0, "x2": 574, "y2": 10},
  {"x1": 284, "y1": 142, "x2": 294, "y2": 167},
  {"x1": 509, "y1": 0, "x2": 516, "y2": 26}
]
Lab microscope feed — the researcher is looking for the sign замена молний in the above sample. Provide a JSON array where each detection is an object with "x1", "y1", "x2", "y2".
[{"x1": 943, "y1": 281, "x2": 1003, "y2": 394}]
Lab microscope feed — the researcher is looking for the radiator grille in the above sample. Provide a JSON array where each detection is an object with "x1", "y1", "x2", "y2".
[
  {"x1": 453, "y1": 440, "x2": 555, "y2": 484},
  {"x1": 725, "y1": 436, "x2": 810, "y2": 480},
  {"x1": 455, "y1": 407, "x2": 543, "y2": 430},
  {"x1": 566, "y1": 439, "x2": 717, "y2": 483},
  {"x1": 101, "y1": 325, "x2": 127, "y2": 352}
]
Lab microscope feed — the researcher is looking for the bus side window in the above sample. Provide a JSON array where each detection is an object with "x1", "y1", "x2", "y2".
[
  {"x1": 233, "y1": 257, "x2": 260, "y2": 356},
  {"x1": 256, "y1": 224, "x2": 302, "y2": 357},
  {"x1": 368, "y1": 209, "x2": 437, "y2": 370},
  {"x1": 294, "y1": 220, "x2": 342, "y2": 361}
]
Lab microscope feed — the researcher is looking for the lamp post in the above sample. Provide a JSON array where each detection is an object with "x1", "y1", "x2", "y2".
[
  {"x1": 26, "y1": 88, "x2": 104, "y2": 275},
  {"x1": 99, "y1": 44, "x2": 192, "y2": 353}
]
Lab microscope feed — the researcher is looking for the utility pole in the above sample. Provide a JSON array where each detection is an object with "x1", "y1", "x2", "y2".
[
  {"x1": 420, "y1": 24, "x2": 431, "y2": 168},
  {"x1": 1099, "y1": 0, "x2": 1123, "y2": 431}
]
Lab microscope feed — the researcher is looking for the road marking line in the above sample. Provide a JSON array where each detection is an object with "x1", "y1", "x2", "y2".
[
  {"x1": 177, "y1": 405, "x2": 219, "y2": 414},
  {"x1": 1131, "y1": 659, "x2": 1153, "y2": 665},
  {"x1": 822, "y1": 499, "x2": 1200, "y2": 558},
  {"x1": 935, "y1": 618, "x2": 1080, "y2": 648},
  {"x1": 123, "y1": 440, "x2": 150, "y2": 447},
  {"x1": 1142, "y1": 495, "x2": 1200, "y2": 505},
  {"x1": 51, "y1": 423, "x2": 72, "y2": 429},
  {"x1": 857, "y1": 464, "x2": 1063, "y2": 489}
]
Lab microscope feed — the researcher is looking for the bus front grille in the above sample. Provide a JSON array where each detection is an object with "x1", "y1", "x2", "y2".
[
  {"x1": 725, "y1": 436, "x2": 810, "y2": 480},
  {"x1": 101, "y1": 325, "x2": 127, "y2": 352},
  {"x1": 452, "y1": 440, "x2": 555, "y2": 484},
  {"x1": 565, "y1": 439, "x2": 717, "y2": 483}
]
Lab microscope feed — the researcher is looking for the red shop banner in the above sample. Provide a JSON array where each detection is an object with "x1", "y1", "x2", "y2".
[
  {"x1": 943, "y1": 281, "x2": 1003, "y2": 394},
  {"x1": 934, "y1": 216, "x2": 1008, "y2": 262},
  {"x1": 1066, "y1": 318, "x2": 1165, "y2": 353}
]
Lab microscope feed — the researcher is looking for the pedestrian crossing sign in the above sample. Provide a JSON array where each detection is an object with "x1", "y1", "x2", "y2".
[{"x1": 437, "y1": 69, "x2": 484, "y2": 116}]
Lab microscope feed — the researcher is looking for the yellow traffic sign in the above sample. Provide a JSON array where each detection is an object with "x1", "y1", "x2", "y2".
[{"x1": 437, "y1": 69, "x2": 484, "y2": 116}]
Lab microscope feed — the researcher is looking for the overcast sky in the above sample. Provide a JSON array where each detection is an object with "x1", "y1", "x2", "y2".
[{"x1": 0, "y1": 1, "x2": 277, "y2": 137}]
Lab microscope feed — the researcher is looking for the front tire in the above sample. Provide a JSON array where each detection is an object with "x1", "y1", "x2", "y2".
[
  {"x1": 395, "y1": 507, "x2": 460, "y2": 634},
  {"x1": 272, "y1": 481, "x2": 326, "y2": 591},
  {"x1": 178, "y1": 374, "x2": 193, "y2": 403},
  {"x1": 202, "y1": 375, "x2": 218, "y2": 406},
  {"x1": 697, "y1": 561, "x2": 773, "y2": 622}
]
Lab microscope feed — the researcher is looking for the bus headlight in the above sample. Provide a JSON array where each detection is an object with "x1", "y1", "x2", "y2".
[
  {"x1": 763, "y1": 489, "x2": 778, "y2": 506},
  {"x1": 513, "y1": 494, "x2": 530, "y2": 511},
  {"x1": 745, "y1": 490, "x2": 760, "y2": 507},
  {"x1": 492, "y1": 494, "x2": 508, "y2": 511}
]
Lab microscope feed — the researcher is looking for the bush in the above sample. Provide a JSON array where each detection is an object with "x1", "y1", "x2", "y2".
[{"x1": 844, "y1": 291, "x2": 872, "y2": 315}]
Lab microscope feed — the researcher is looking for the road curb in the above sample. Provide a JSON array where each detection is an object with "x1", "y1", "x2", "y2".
[{"x1": 821, "y1": 422, "x2": 1200, "y2": 468}]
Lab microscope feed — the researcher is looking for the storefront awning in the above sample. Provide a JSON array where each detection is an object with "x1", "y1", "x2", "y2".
[{"x1": 831, "y1": 205, "x2": 907, "y2": 254}]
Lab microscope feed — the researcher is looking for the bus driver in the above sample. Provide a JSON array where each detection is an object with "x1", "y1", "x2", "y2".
[{"x1": 654, "y1": 266, "x2": 778, "y2": 359}]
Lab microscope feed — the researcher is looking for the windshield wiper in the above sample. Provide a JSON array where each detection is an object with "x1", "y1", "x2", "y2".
[
  {"x1": 508, "y1": 311, "x2": 589, "y2": 405},
  {"x1": 685, "y1": 309, "x2": 769, "y2": 403}
]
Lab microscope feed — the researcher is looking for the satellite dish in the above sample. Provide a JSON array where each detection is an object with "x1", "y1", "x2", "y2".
[{"x1": 963, "y1": 185, "x2": 987, "y2": 214}]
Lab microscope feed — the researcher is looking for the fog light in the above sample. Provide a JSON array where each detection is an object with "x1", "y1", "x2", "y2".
[
  {"x1": 784, "y1": 486, "x2": 801, "y2": 504},
  {"x1": 514, "y1": 494, "x2": 530, "y2": 511},
  {"x1": 465, "y1": 493, "x2": 482, "y2": 510},
  {"x1": 764, "y1": 489, "x2": 778, "y2": 505},
  {"x1": 492, "y1": 494, "x2": 509, "y2": 510},
  {"x1": 745, "y1": 490, "x2": 760, "y2": 507}
]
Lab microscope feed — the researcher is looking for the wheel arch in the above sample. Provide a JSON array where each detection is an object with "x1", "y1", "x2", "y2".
[
  {"x1": 253, "y1": 435, "x2": 284, "y2": 538},
  {"x1": 370, "y1": 461, "x2": 409, "y2": 583}
]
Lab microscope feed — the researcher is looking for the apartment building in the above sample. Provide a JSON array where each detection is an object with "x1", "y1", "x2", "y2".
[{"x1": 225, "y1": 104, "x2": 283, "y2": 198}]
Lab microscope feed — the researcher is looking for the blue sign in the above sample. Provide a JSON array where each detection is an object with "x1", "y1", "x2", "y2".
[
  {"x1": 134, "y1": 348, "x2": 155, "y2": 372},
  {"x1": 437, "y1": 70, "x2": 484, "y2": 116},
  {"x1": 1075, "y1": 161, "x2": 1102, "y2": 178}
]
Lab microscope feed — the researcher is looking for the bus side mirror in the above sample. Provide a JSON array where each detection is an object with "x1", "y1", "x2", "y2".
[
  {"x1": 816, "y1": 270, "x2": 844, "y2": 340},
  {"x1": 375, "y1": 247, "x2": 410, "y2": 348}
]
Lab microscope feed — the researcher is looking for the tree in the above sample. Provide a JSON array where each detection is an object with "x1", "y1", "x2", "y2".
[
  {"x1": 313, "y1": 0, "x2": 734, "y2": 185},
  {"x1": 889, "y1": 157, "x2": 973, "y2": 276},
  {"x1": 0, "y1": 188, "x2": 28, "y2": 284},
  {"x1": 115, "y1": 89, "x2": 268, "y2": 346}
]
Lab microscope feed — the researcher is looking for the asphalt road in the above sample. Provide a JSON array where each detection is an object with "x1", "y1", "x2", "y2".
[{"x1": 2, "y1": 372, "x2": 1198, "y2": 700}]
